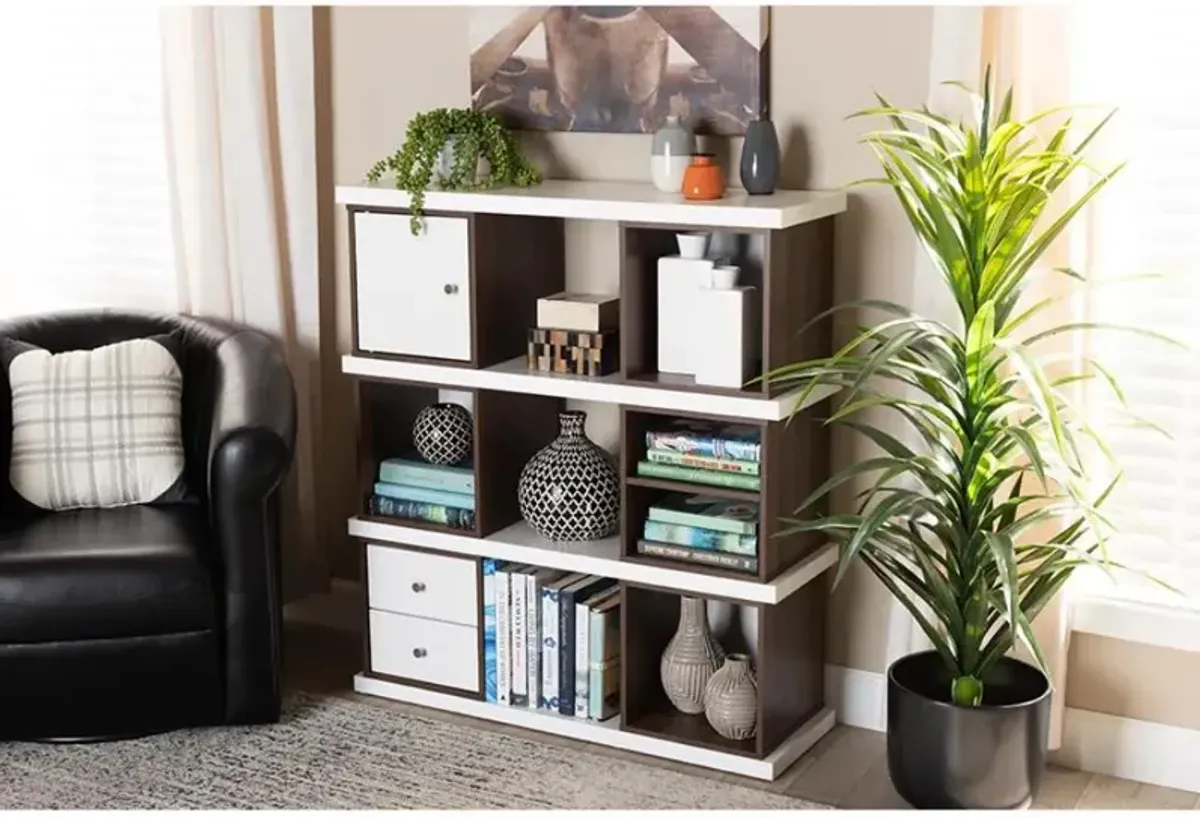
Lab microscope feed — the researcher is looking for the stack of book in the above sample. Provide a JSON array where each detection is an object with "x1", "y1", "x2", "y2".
[
  {"x1": 482, "y1": 559, "x2": 621, "y2": 721},
  {"x1": 638, "y1": 494, "x2": 759, "y2": 574},
  {"x1": 635, "y1": 420, "x2": 762, "y2": 491},
  {"x1": 368, "y1": 456, "x2": 476, "y2": 531}
]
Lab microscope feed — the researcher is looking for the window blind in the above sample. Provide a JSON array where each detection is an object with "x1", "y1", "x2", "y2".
[
  {"x1": 1069, "y1": 8, "x2": 1200, "y2": 604},
  {"x1": 0, "y1": 7, "x2": 177, "y2": 320}
]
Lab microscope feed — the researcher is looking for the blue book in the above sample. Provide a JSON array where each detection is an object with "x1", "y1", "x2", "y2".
[
  {"x1": 642, "y1": 520, "x2": 757, "y2": 556},
  {"x1": 369, "y1": 495, "x2": 475, "y2": 531},
  {"x1": 558, "y1": 576, "x2": 616, "y2": 716},
  {"x1": 482, "y1": 559, "x2": 501, "y2": 703},
  {"x1": 374, "y1": 481, "x2": 474, "y2": 510},
  {"x1": 645, "y1": 421, "x2": 761, "y2": 463},
  {"x1": 379, "y1": 457, "x2": 475, "y2": 494}
]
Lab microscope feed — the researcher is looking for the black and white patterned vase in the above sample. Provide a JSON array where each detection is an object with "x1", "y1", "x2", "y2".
[
  {"x1": 413, "y1": 402, "x2": 473, "y2": 465},
  {"x1": 518, "y1": 410, "x2": 619, "y2": 542}
]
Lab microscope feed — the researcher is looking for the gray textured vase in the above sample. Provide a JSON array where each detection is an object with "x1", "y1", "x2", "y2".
[
  {"x1": 651, "y1": 116, "x2": 696, "y2": 193},
  {"x1": 704, "y1": 654, "x2": 758, "y2": 740},
  {"x1": 661, "y1": 596, "x2": 726, "y2": 714},
  {"x1": 739, "y1": 117, "x2": 780, "y2": 195}
]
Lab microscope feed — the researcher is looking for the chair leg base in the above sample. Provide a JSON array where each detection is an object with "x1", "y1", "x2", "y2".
[{"x1": 30, "y1": 729, "x2": 170, "y2": 745}]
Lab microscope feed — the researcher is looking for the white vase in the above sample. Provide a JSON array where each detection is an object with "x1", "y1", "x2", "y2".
[
  {"x1": 436, "y1": 136, "x2": 489, "y2": 186},
  {"x1": 650, "y1": 115, "x2": 695, "y2": 193}
]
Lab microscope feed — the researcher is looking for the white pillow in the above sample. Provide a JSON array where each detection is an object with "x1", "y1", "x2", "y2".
[{"x1": 5, "y1": 336, "x2": 187, "y2": 510}]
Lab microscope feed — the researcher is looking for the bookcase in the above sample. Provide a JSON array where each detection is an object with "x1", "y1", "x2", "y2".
[{"x1": 338, "y1": 180, "x2": 846, "y2": 781}]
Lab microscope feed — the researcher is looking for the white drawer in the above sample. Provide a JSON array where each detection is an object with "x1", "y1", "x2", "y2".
[
  {"x1": 353, "y1": 210, "x2": 472, "y2": 361},
  {"x1": 369, "y1": 609, "x2": 479, "y2": 693},
  {"x1": 366, "y1": 544, "x2": 478, "y2": 626}
]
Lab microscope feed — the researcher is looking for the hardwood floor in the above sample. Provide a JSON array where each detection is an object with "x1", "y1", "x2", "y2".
[{"x1": 283, "y1": 594, "x2": 1200, "y2": 810}]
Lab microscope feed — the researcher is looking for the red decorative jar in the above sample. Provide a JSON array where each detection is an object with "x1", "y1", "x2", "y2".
[{"x1": 682, "y1": 154, "x2": 726, "y2": 201}]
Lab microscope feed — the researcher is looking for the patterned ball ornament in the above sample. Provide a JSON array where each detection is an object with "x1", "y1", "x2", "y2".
[
  {"x1": 518, "y1": 410, "x2": 619, "y2": 542},
  {"x1": 413, "y1": 403, "x2": 473, "y2": 465}
]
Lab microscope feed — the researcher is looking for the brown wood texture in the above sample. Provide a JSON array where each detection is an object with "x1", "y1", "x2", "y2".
[
  {"x1": 619, "y1": 583, "x2": 682, "y2": 731},
  {"x1": 625, "y1": 475, "x2": 758, "y2": 503},
  {"x1": 619, "y1": 224, "x2": 678, "y2": 380},
  {"x1": 760, "y1": 411, "x2": 828, "y2": 580},
  {"x1": 474, "y1": 389, "x2": 563, "y2": 537},
  {"x1": 756, "y1": 578, "x2": 826, "y2": 756},
  {"x1": 471, "y1": 213, "x2": 565, "y2": 368},
  {"x1": 762, "y1": 217, "x2": 835, "y2": 396}
]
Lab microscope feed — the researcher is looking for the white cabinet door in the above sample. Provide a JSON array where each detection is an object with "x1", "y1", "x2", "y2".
[
  {"x1": 370, "y1": 609, "x2": 480, "y2": 693},
  {"x1": 366, "y1": 544, "x2": 478, "y2": 627},
  {"x1": 353, "y1": 211, "x2": 472, "y2": 361}
]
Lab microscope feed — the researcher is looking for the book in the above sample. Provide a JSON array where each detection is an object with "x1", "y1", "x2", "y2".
[
  {"x1": 481, "y1": 558, "x2": 501, "y2": 703},
  {"x1": 645, "y1": 421, "x2": 761, "y2": 463},
  {"x1": 647, "y1": 494, "x2": 759, "y2": 536},
  {"x1": 368, "y1": 495, "x2": 476, "y2": 530},
  {"x1": 373, "y1": 481, "x2": 475, "y2": 511},
  {"x1": 635, "y1": 461, "x2": 761, "y2": 491},
  {"x1": 496, "y1": 564, "x2": 512, "y2": 705},
  {"x1": 509, "y1": 565, "x2": 536, "y2": 707},
  {"x1": 536, "y1": 292, "x2": 619, "y2": 332},
  {"x1": 559, "y1": 576, "x2": 616, "y2": 716},
  {"x1": 645, "y1": 448, "x2": 760, "y2": 476},
  {"x1": 525, "y1": 568, "x2": 566, "y2": 710},
  {"x1": 378, "y1": 457, "x2": 475, "y2": 494},
  {"x1": 638, "y1": 540, "x2": 759, "y2": 573},
  {"x1": 642, "y1": 520, "x2": 757, "y2": 556},
  {"x1": 575, "y1": 585, "x2": 620, "y2": 718},
  {"x1": 588, "y1": 594, "x2": 621, "y2": 721},
  {"x1": 541, "y1": 572, "x2": 586, "y2": 711}
]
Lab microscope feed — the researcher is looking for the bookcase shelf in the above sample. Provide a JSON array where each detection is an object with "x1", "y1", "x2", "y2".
[{"x1": 340, "y1": 180, "x2": 843, "y2": 782}]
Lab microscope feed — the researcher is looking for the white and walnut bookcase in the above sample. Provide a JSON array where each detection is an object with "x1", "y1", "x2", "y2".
[{"x1": 337, "y1": 180, "x2": 846, "y2": 781}]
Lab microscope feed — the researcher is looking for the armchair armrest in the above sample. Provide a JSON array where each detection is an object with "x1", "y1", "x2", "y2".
[{"x1": 206, "y1": 328, "x2": 296, "y2": 724}]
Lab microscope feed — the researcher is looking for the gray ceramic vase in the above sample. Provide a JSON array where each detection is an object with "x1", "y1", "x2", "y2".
[
  {"x1": 651, "y1": 115, "x2": 696, "y2": 194},
  {"x1": 661, "y1": 596, "x2": 725, "y2": 714},
  {"x1": 739, "y1": 117, "x2": 780, "y2": 195},
  {"x1": 704, "y1": 654, "x2": 758, "y2": 740}
]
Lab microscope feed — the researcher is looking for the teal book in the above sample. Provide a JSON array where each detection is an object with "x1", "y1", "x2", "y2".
[
  {"x1": 368, "y1": 495, "x2": 475, "y2": 530},
  {"x1": 646, "y1": 447, "x2": 760, "y2": 476},
  {"x1": 642, "y1": 520, "x2": 757, "y2": 556},
  {"x1": 378, "y1": 457, "x2": 475, "y2": 494},
  {"x1": 482, "y1": 559, "x2": 501, "y2": 703},
  {"x1": 588, "y1": 594, "x2": 621, "y2": 721},
  {"x1": 636, "y1": 460, "x2": 761, "y2": 491},
  {"x1": 374, "y1": 480, "x2": 474, "y2": 511},
  {"x1": 646, "y1": 494, "x2": 759, "y2": 536}
]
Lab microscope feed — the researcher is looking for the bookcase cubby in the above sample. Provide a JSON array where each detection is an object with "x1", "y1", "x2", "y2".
[{"x1": 339, "y1": 180, "x2": 846, "y2": 781}]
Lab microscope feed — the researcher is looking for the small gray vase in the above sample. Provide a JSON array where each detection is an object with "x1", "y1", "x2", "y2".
[
  {"x1": 651, "y1": 115, "x2": 696, "y2": 194},
  {"x1": 704, "y1": 654, "x2": 758, "y2": 740},
  {"x1": 739, "y1": 116, "x2": 780, "y2": 195},
  {"x1": 660, "y1": 596, "x2": 725, "y2": 714}
]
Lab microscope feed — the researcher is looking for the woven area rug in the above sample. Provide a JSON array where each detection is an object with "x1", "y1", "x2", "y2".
[{"x1": 0, "y1": 692, "x2": 826, "y2": 809}]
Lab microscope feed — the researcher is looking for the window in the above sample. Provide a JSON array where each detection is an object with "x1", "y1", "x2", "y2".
[
  {"x1": 0, "y1": 7, "x2": 178, "y2": 319},
  {"x1": 1069, "y1": 8, "x2": 1200, "y2": 607}
]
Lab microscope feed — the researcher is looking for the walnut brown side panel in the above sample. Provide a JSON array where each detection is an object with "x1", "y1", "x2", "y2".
[
  {"x1": 760, "y1": 410, "x2": 829, "y2": 579},
  {"x1": 474, "y1": 390, "x2": 563, "y2": 537},
  {"x1": 762, "y1": 217, "x2": 835, "y2": 396},
  {"x1": 356, "y1": 379, "x2": 440, "y2": 519},
  {"x1": 619, "y1": 225, "x2": 680, "y2": 380},
  {"x1": 471, "y1": 213, "x2": 565, "y2": 367},
  {"x1": 756, "y1": 578, "x2": 826, "y2": 757}
]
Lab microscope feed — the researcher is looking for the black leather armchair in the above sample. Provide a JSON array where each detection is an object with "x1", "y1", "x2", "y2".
[{"x1": 0, "y1": 311, "x2": 296, "y2": 740}]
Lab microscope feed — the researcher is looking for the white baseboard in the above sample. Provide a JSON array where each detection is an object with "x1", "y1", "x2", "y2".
[{"x1": 824, "y1": 663, "x2": 1200, "y2": 794}]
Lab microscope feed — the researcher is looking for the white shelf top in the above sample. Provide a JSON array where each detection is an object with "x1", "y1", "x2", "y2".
[
  {"x1": 351, "y1": 516, "x2": 836, "y2": 605},
  {"x1": 343, "y1": 354, "x2": 836, "y2": 422},
  {"x1": 335, "y1": 179, "x2": 846, "y2": 230}
]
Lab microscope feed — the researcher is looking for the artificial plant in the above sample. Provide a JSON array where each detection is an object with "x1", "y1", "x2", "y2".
[
  {"x1": 367, "y1": 107, "x2": 541, "y2": 235},
  {"x1": 766, "y1": 68, "x2": 1176, "y2": 706}
]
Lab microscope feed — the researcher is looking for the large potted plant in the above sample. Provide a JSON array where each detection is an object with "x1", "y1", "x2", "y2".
[{"x1": 766, "y1": 70, "x2": 1172, "y2": 808}]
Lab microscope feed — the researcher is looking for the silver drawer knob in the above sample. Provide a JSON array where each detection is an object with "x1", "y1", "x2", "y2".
[
  {"x1": 443, "y1": 283, "x2": 458, "y2": 295},
  {"x1": 412, "y1": 647, "x2": 427, "y2": 659},
  {"x1": 411, "y1": 581, "x2": 426, "y2": 593}
]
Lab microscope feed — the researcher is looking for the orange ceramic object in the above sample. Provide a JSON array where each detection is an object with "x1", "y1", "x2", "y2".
[{"x1": 682, "y1": 154, "x2": 726, "y2": 200}]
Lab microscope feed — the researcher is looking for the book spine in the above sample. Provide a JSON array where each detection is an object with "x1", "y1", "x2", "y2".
[
  {"x1": 635, "y1": 461, "x2": 761, "y2": 491},
  {"x1": 558, "y1": 591, "x2": 575, "y2": 716},
  {"x1": 588, "y1": 608, "x2": 604, "y2": 720},
  {"x1": 510, "y1": 571, "x2": 527, "y2": 707},
  {"x1": 373, "y1": 481, "x2": 475, "y2": 510},
  {"x1": 526, "y1": 573, "x2": 541, "y2": 710},
  {"x1": 378, "y1": 462, "x2": 475, "y2": 494},
  {"x1": 574, "y1": 601, "x2": 590, "y2": 718},
  {"x1": 646, "y1": 506, "x2": 756, "y2": 536},
  {"x1": 496, "y1": 567, "x2": 511, "y2": 706},
  {"x1": 645, "y1": 448, "x2": 760, "y2": 476},
  {"x1": 541, "y1": 586, "x2": 559, "y2": 711},
  {"x1": 645, "y1": 430, "x2": 761, "y2": 463},
  {"x1": 482, "y1": 559, "x2": 498, "y2": 703},
  {"x1": 642, "y1": 520, "x2": 757, "y2": 555},
  {"x1": 638, "y1": 540, "x2": 758, "y2": 573},
  {"x1": 368, "y1": 495, "x2": 476, "y2": 530}
]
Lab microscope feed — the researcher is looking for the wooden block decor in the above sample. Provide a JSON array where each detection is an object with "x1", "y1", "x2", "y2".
[{"x1": 527, "y1": 327, "x2": 618, "y2": 376}]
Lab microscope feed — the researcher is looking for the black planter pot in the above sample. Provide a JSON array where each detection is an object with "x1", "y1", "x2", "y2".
[{"x1": 887, "y1": 651, "x2": 1052, "y2": 809}]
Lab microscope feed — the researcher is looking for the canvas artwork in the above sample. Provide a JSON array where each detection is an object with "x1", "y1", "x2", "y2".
[{"x1": 469, "y1": 6, "x2": 770, "y2": 135}]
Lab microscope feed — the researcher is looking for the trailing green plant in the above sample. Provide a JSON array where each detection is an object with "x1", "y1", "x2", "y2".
[
  {"x1": 367, "y1": 107, "x2": 541, "y2": 235},
  {"x1": 765, "y1": 67, "x2": 1179, "y2": 707}
]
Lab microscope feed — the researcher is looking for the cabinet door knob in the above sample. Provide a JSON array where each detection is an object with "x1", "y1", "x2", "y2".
[
  {"x1": 412, "y1": 647, "x2": 427, "y2": 659},
  {"x1": 411, "y1": 581, "x2": 426, "y2": 593},
  {"x1": 443, "y1": 283, "x2": 458, "y2": 295}
]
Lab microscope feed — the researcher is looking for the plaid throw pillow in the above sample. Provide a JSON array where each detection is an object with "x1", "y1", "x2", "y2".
[{"x1": 2, "y1": 335, "x2": 187, "y2": 510}]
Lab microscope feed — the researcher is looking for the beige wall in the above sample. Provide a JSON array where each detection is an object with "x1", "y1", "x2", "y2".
[{"x1": 323, "y1": 4, "x2": 1200, "y2": 726}]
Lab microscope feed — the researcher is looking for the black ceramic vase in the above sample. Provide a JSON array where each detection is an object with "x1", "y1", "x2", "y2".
[
  {"x1": 887, "y1": 651, "x2": 1052, "y2": 809},
  {"x1": 412, "y1": 402, "x2": 473, "y2": 465},
  {"x1": 518, "y1": 410, "x2": 619, "y2": 542},
  {"x1": 739, "y1": 116, "x2": 780, "y2": 195}
]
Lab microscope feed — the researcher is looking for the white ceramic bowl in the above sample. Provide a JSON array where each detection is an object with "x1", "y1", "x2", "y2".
[
  {"x1": 676, "y1": 232, "x2": 709, "y2": 259},
  {"x1": 711, "y1": 265, "x2": 740, "y2": 289}
]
